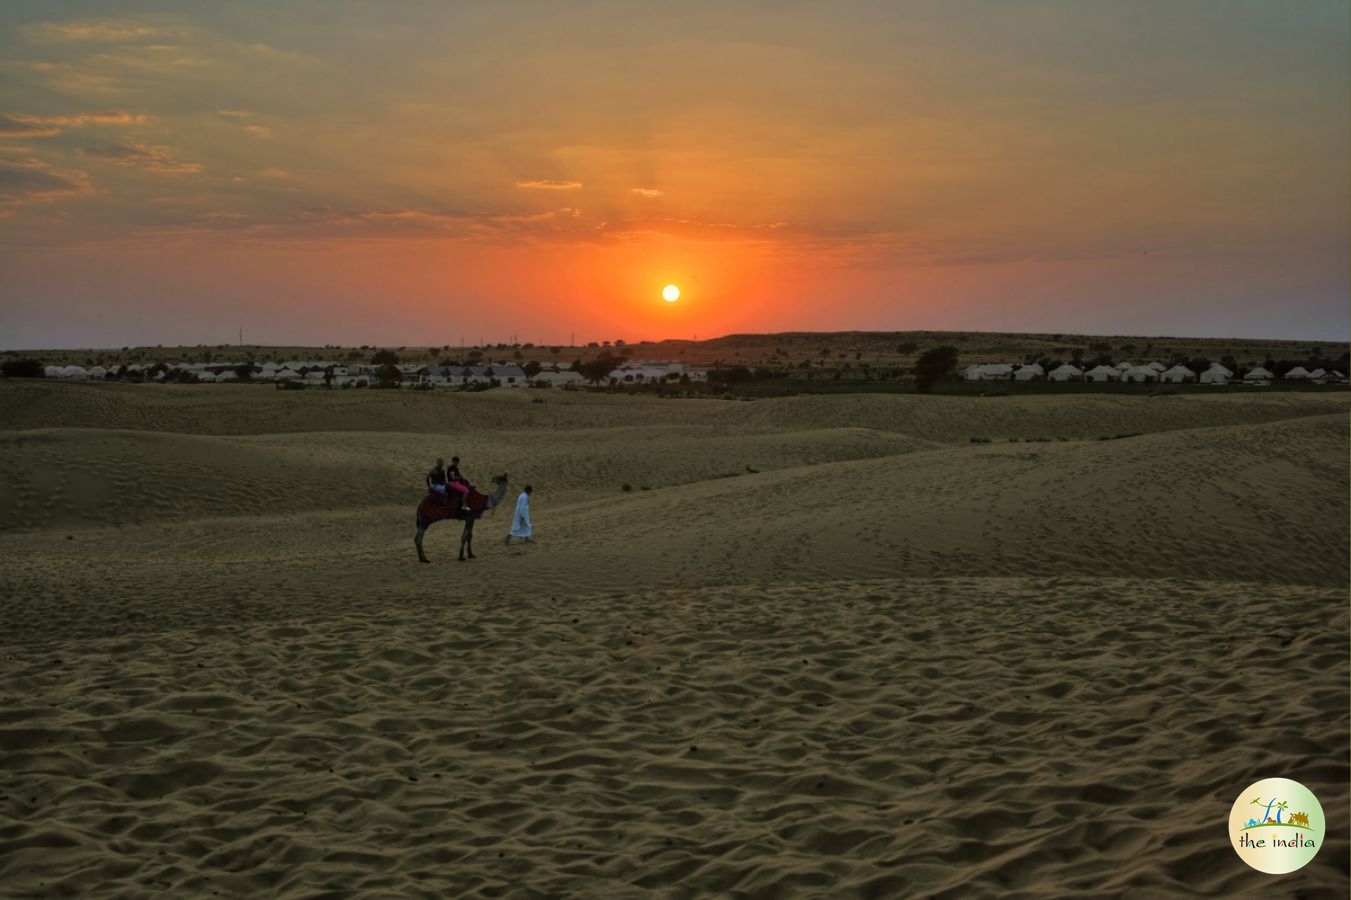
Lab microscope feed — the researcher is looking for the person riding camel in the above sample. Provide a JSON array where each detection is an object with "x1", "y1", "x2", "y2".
[
  {"x1": 426, "y1": 457, "x2": 448, "y2": 504},
  {"x1": 446, "y1": 455, "x2": 471, "y2": 513}
]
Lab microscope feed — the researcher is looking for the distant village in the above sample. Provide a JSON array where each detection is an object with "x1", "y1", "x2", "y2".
[
  {"x1": 959, "y1": 360, "x2": 1346, "y2": 385},
  {"x1": 29, "y1": 359, "x2": 711, "y2": 388},
  {"x1": 10, "y1": 343, "x2": 1347, "y2": 389}
]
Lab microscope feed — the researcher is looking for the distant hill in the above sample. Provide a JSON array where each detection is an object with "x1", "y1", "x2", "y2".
[{"x1": 5, "y1": 329, "x2": 1345, "y2": 372}]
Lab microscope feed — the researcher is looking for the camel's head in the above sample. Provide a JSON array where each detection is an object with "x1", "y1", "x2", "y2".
[{"x1": 492, "y1": 473, "x2": 508, "y2": 486}]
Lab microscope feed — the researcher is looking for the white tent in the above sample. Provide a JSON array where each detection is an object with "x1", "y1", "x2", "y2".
[
  {"x1": 1047, "y1": 364, "x2": 1083, "y2": 382},
  {"x1": 1327, "y1": 370, "x2": 1346, "y2": 382},
  {"x1": 88, "y1": 365, "x2": 108, "y2": 378},
  {"x1": 1160, "y1": 365, "x2": 1197, "y2": 383},
  {"x1": 1243, "y1": 367, "x2": 1274, "y2": 382},
  {"x1": 1013, "y1": 364, "x2": 1043, "y2": 381},
  {"x1": 1121, "y1": 366, "x2": 1157, "y2": 383},
  {"x1": 276, "y1": 367, "x2": 302, "y2": 381},
  {"x1": 1199, "y1": 368, "x2": 1229, "y2": 385},
  {"x1": 216, "y1": 370, "x2": 238, "y2": 382},
  {"x1": 1084, "y1": 365, "x2": 1118, "y2": 382},
  {"x1": 61, "y1": 365, "x2": 89, "y2": 380},
  {"x1": 1206, "y1": 363, "x2": 1234, "y2": 377},
  {"x1": 197, "y1": 371, "x2": 218, "y2": 382},
  {"x1": 964, "y1": 363, "x2": 1014, "y2": 381},
  {"x1": 44, "y1": 365, "x2": 63, "y2": 377},
  {"x1": 534, "y1": 370, "x2": 585, "y2": 387},
  {"x1": 1145, "y1": 361, "x2": 1166, "y2": 373},
  {"x1": 1308, "y1": 368, "x2": 1326, "y2": 380},
  {"x1": 1114, "y1": 361, "x2": 1133, "y2": 372},
  {"x1": 1282, "y1": 366, "x2": 1311, "y2": 380}
]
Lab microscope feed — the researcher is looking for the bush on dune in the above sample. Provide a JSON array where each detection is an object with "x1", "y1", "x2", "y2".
[
  {"x1": 912, "y1": 346, "x2": 960, "y2": 393},
  {"x1": 0, "y1": 358, "x2": 45, "y2": 378}
]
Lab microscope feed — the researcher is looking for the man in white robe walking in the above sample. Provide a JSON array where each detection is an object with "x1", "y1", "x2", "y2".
[{"x1": 504, "y1": 484, "x2": 533, "y2": 544}]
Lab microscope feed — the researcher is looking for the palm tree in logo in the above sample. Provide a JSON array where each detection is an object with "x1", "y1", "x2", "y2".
[{"x1": 1255, "y1": 797, "x2": 1289, "y2": 824}]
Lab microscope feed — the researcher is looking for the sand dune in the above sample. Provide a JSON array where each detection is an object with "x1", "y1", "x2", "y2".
[
  {"x1": 2, "y1": 379, "x2": 1349, "y2": 440},
  {"x1": 0, "y1": 580, "x2": 1344, "y2": 897},
  {"x1": 0, "y1": 424, "x2": 933, "y2": 530},
  {"x1": 0, "y1": 380, "x2": 1346, "y2": 897}
]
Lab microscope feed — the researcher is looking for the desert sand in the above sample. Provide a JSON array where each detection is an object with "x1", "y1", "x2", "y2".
[{"x1": 0, "y1": 379, "x2": 1347, "y2": 897}]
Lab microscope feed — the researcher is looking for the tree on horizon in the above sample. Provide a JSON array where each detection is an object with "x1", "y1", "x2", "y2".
[
  {"x1": 913, "y1": 346, "x2": 960, "y2": 393},
  {"x1": 577, "y1": 350, "x2": 627, "y2": 385}
]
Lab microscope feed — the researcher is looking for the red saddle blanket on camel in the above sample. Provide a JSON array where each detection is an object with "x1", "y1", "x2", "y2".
[{"x1": 417, "y1": 488, "x2": 482, "y2": 523}]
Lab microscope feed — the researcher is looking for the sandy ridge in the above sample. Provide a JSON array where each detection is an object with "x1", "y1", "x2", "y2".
[
  {"x1": 0, "y1": 577, "x2": 1344, "y2": 898},
  {"x1": 1, "y1": 381, "x2": 1346, "y2": 896}
]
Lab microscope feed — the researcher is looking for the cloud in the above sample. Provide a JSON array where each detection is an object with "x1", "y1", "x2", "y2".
[
  {"x1": 214, "y1": 109, "x2": 270, "y2": 137},
  {"x1": 629, "y1": 188, "x2": 663, "y2": 199},
  {"x1": 0, "y1": 114, "x2": 61, "y2": 139},
  {"x1": 0, "y1": 60, "x2": 118, "y2": 95},
  {"x1": 602, "y1": 217, "x2": 747, "y2": 243},
  {"x1": 0, "y1": 110, "x2": 148, "y2": 138},
  {"x1": 22, "y1": 19, "x2": 174, "y2": 43},
  {"x1": 0, "y1": 158, "x2": 93, "y2": 216},
  {"x1": 126, "y1": 203, "x2": 601, "y2": 245},
  {"x1": 515, "y1": 179, "x2": 582, "y2": 190},
  {"x1": 77, "y1": 141, "x2": 201, "y2": 174},
  {"x1": 52, "y1": 111, "x2": 148, "y2": 127}
]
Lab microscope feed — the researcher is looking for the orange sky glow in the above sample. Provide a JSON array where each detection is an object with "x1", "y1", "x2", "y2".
[{"x1": 1, "y1": 2, "x2": 1347, "y2": 347}]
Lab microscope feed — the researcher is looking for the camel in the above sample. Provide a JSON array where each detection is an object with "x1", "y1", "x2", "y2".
[{"x1": 415, "y1": 474, "x2": 508, "y2": 563}]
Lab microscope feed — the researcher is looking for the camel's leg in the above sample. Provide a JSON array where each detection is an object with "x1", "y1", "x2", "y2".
[
  {"x1": 460, "y1": 517, "x2": 476, "y2": 560},
  {"x1": 415, "y1": 523, "x2": 430, "y2": 563}
]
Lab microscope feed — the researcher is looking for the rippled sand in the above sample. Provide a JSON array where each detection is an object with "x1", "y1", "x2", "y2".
[{"x1": 1, "y1": 381, "x2": 1347, "y2": 897}]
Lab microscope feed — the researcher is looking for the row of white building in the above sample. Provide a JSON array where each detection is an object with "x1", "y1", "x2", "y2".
[
  {"x1": 35, "y1": 360, "x2": 707, "y2": 388},
  {"x1": 960, "y1": 361, "x2": 1345, "y2": 385},
  {"x1": 40, "y1": 361, "x2": 535, "y2": 386}
]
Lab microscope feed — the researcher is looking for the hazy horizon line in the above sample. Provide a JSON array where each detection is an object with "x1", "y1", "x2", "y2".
[{"x1": 5, "y1": 327, "x2": 1346, "y2": 355}]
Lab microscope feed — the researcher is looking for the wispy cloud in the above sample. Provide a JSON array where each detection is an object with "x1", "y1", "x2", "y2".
[
  {"x1": 0, "y1": 110, "x2": 148, "y2": 138},
  {"x1": 126, "y1": 203, "x2": 598, "y2": 245},
  {"x1": 629, "y1": 188, "x2": 663, "y2": 199},
  {"x1": 595, "y1": 216, "x2": 817, "y2": 248},
  {"x1": 22, "y1": 19, "x2": 175, "y2": 43},
  {"x1": 0, "y1": 114, "x2": 60, "y2": 139},
  {"x1": 214, "y1": 109, "x2": 271, "y2": 138},
  {"x1": 0, "y1": 158, "x2": 93, "y2": 216},
  {"x1": 77, "y1": 141, "x2": 201, "y2": 174},
  {"x1": 0, "y1": 60, "x2": 118, "y2": 95},
  {"x1": 602, "y1": 217, "x2": 744, "y2": 242},
  {"x1": 515, "y1": 179, "x2": 582, "y2": 190}
]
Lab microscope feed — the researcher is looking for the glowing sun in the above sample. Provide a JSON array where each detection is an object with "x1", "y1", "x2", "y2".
[{"x1": 662, "y1": 284, "x2": 680, "y2": 303}]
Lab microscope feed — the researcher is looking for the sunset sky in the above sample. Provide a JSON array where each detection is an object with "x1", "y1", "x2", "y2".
[{"x1": 1, "y1": 1, "x2": 1347, "y2": 349}]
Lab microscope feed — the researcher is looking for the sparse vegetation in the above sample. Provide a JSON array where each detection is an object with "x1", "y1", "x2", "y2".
[
  {"x1": 913, "y1": 346, "x2": 960, "y2": 393},
  {"x1": 1, "y1": 358, "x2": 45, "y2": 378}
]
